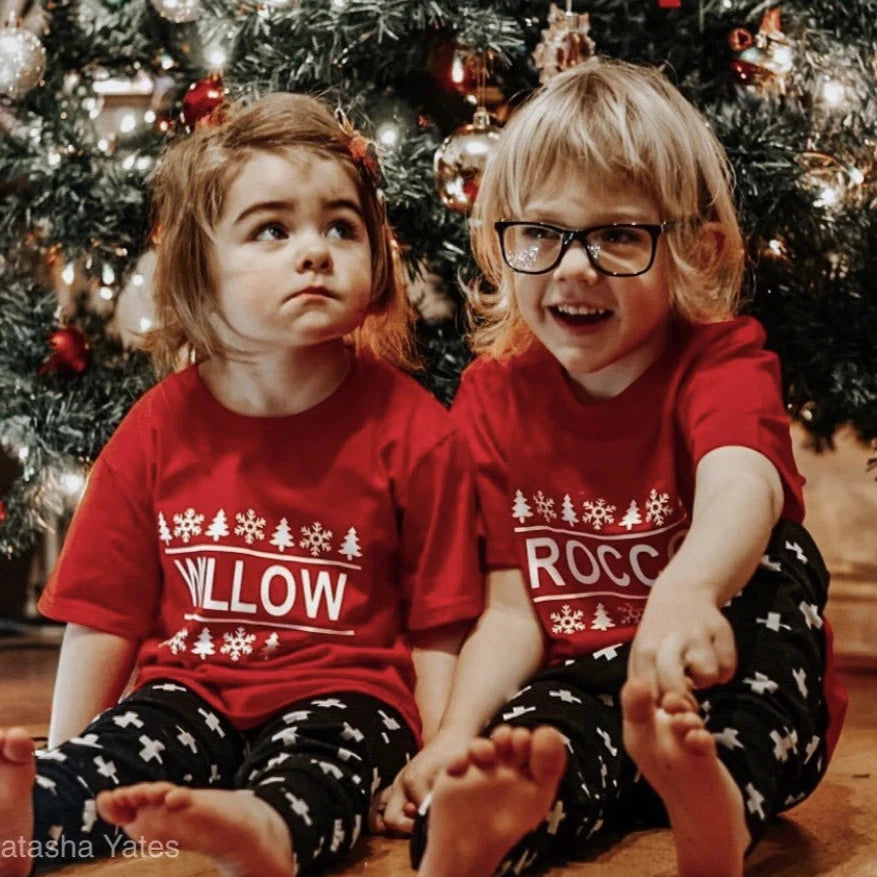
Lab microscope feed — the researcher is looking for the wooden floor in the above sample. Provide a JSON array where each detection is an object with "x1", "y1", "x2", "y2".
[{"x1": 2, "y1": 632, "x2": 876, "y2": 876}]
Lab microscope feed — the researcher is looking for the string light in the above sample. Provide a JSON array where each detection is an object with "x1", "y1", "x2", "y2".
[{"x1": 376, "y1": 121, "x2": 399, "y2": 147}]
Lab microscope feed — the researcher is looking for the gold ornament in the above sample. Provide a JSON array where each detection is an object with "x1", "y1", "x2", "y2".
[
  {"x1": 532, "y1": 2, "x2": 595, "y2": 84},
  {"x1": 434, "y1": 107, "x2": 502, "y2": 214},
  {"x1": 0, "y1": 14, "x2": 46, "y2": 100},
  {"x1": 797, "y1": 151, "x2": 864, "y2": 211}
]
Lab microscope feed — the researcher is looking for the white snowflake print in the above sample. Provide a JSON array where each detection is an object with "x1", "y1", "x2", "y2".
[
  {"x1": 220, "y1": 627, "x2": 256, "y2": 662},
  {"x1": 550, "y1": 604, "x2": 586, "y2": 636},
  {"x1": 160, "y1": 628, "x2": 188, "y2": 655},
  {"x1": 532, "y1": 491, "x2": 557, "y2": 522},
  {"x1": 645, "y1": 489, "x2": 672, "y2": 526},
  {"x1": 300, "y1": 522, "x2": 333, "y2": 556},
  {"x1": 234, "y1": 509, "x2": 266, "y2": 544},
  {"x1": 581, "y1": 498, "x2": 616, "y2": 531},
  {"x1": 173, "y1": 508, "x2": 204, "y2": 543},
  {"x1": 618, "y1": 603, "x2": 644, "y2": 626}
]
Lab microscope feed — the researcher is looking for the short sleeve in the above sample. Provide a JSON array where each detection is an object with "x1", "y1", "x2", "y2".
[
  {"x1": 38, "y1": 404, "x2": 162, "y2": 638},
  {"x1": 676, "y1": 318, "x2": 804, "y2": 521},
  {"x1": 451, "y1": 362, "x2": 519, "y2": 569},
  {"x1": 397, "y1": 428, "x2": 484, "y2": 631}
]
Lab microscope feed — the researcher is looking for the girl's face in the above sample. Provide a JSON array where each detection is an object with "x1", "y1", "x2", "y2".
[
  {"x1": 509, "y1": 172, "x2": 673, "y2": 399},
  {"x1": 210, "y1": 149, "x2": 373, "y2": 355}
]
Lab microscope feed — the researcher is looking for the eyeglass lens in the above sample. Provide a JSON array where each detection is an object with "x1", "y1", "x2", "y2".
[{"x1": 503, "y1": 224, "x2": 655, "y2": 275}]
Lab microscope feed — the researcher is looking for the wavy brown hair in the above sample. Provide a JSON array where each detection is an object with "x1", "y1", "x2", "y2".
[
  {"x1": 143, "y1": 92, "x2": 416, "y2": 374},
  {"x1": 468, "y1": 57, "x2": 745, "y2": 358}
]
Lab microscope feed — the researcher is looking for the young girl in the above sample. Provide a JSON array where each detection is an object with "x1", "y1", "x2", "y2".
[
  {"x1": 386, "y1": 58, "x2": 848, "y2": 877},
  {"x1": 0, "y1": 93, "x2": 482, "y2": 876}
]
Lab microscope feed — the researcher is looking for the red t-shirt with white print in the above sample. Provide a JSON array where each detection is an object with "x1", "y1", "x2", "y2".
[
  {"x1": 452, "y1": 317, "x2": 806, "y2": 660},
  {"x1": 453, "y1": 316, "x2": 847, "y2": 758},
  {"x1": 40, "y1": 353, "x2": 483, "y2": 737}
]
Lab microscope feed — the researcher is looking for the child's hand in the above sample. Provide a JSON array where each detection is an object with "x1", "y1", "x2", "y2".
[
  {"x1": 628, "y1": 592, "x2": 737, "y2": 700},
  {"x1": 378, "y1": 727, "x2": 473, "y2": 835}
]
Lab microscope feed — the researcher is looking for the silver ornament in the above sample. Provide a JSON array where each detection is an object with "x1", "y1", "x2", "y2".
[
  {"x1": 0, "y1": 16, "x2": 47, "y2": 100},
  {"x1": 150, "y1": 0, "x2": 200, "y2": 23},
  {"x1": 434, "y1": 107, "x2": 502, "y2": 214}
]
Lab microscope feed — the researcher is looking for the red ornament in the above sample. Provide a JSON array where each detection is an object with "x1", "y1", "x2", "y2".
[
  {"x1": 658, "y1": 0, "x2": 681, "y2": 6},
  {"x1": 39, "y1": 326, "x2": 91, "y2": 377},
  {"x1": 181, "y1": 74, "x2": 226, "y2": 128},
  {"x1": 0, "y1": 499, "x2": 6, "y2": 525}
]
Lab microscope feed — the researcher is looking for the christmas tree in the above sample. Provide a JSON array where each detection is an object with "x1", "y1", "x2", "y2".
[{"x1": 1, "y1": 0, "x2": 876, "y2": 562}]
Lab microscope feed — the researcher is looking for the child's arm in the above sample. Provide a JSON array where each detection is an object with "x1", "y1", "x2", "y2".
[
  {"x1": 629, "y1": 445, "x2": 784, "y2": 699},
  {"x1": 48, "y1": 623, "x2": 138, "y2": 747},
  {"x1": 409, "y1": 620, "x2": 472, "y2": 742},
  {"x1": 381, "y1": 567, "x2": 544, "y2": 833}
]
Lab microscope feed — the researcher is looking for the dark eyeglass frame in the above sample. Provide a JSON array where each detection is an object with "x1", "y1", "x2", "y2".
[{"x1": 494, "y1": 219, "x2": 677, "y2": 277}]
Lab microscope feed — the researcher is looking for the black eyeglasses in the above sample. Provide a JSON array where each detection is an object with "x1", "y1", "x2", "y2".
[{"x1": 495, "y1": 220, "x2": 676, "y2": 277}]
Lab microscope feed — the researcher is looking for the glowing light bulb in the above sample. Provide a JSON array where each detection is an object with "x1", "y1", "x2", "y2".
[{"x1": 377, "y1": 122, "x2": 399, "y2": 147}]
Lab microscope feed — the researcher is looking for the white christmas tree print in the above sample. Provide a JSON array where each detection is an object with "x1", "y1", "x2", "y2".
[
  {"x1": 550, "y1": 604, "x2": 586, "y2": 635},
  {"x1": 532, "y1": 491, "x2": 557, "y2": 521},
  {"x1": 205, "y1": 509, "x2": 230, "y2": 542},
  {"x1": 173, "y1": 508, "x2": 204, "y2": 543},
  {"x1": 157, "y1": 512, "x2": 172, "y2": 545},
  {"x1": 270, "y1": 518, "x2": 294, "y2": 552},
  {"x1": 191, "y1": 628, "x2": 215, "y2": 660},
  {"x1": 511, "y1": 490, "x2": 534, "y2": 523},
  {"x1": 561, "y1": 494, "x2": 579, "y2": 526},
  {"x1": 234, "y1": 509, "x2": 266, "y2": 544},
  {"x1": 300, "y1": 522, "x2": 333, "y2": 556},
  {"x1": 581, "y1": 499, "x2": 616, "y2": 531},
  {"x1": 338, "y1": 527, "x2": 362, "y2": 561},
  {"x1": 645, "y1": 489, "x2": 672, "y2": 526},
  {"x1": 161, "y1": 628, "x2": 188, "y2": 655},
  {"x1": 261, "y1": 632, "x2": 280, "y2": 659},
  {"x1": 620, "y1": 500, "x2": 642, "y2": 531},
  {"x1": 591, "y1": 603, "x2": 616, "y2": 631},
  {"x1": 220, "y1": 627, "x2": 256, "y2": 661}
]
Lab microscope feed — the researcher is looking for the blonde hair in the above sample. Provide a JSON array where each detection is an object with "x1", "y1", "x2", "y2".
[
  {"x1": 469, "y1": 56, "x2": 744, "y2": 358},
  {"x1": 144, "y1": 92, "x2": 416, "y2": 374}
]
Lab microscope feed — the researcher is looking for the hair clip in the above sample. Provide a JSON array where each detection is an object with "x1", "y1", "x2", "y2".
[{"x1": 335, "y1": 107, "x2": 386, "y2": 195}]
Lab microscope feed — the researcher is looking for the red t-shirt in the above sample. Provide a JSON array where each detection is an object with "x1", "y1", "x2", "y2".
[
  {"x1": 453, "y1": 317, "x2": 846, "y2": 753},
  {"x1": 40, "y1": 354, "x2": 483, "y2": 736}
]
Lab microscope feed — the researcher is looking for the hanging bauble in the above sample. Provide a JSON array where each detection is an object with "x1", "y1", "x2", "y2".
[
  {"x1": 0, "y1": 15, "x2": 47, "y2": 100},
  {"x1": 532, "y1": 2, "x2": 595, "y2": 84},
  {"x1": 150, "y1": 0, "x2": 200, "y2": 23},
  {"x1": 449, "y1": 48, "x2": 504, "y2": 107},
  {"x1": 181, "y1": 73, "x2": 225, "y2": 128},
  {"x1": 729, "y1": 8, "x2": 794, "y2": 98},
  {"x1": 0, "y1": 498, "x2": 6, "y2": 525},
  {"x1": 38, "y1": 327, "x2": 91, "y2": 377},
  {"x1": 435, "y1": 107, "x2": 502, "y2": 214}
]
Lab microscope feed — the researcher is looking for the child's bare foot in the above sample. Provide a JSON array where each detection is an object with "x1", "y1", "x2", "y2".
[
  {"x1": 417, "y1": 724, "x2": 567, "y2": 877},
  {"x1": 0, "y1": 728, "x2": 36, "y2": 877},
  {"x1": 622, "y1": 679, "x2": 748, "y2": 877},
  {"x1": 96, "y1": 782, "x2": 295, "y2": 877}
]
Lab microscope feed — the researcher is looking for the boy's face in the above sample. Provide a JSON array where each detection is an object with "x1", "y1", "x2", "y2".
[
  {"x1": 510, "y1": 173, "x2": 673, "y2": 399},
  {"x1": 209, "y1": 149, "x2": 373, "y2": 353}
]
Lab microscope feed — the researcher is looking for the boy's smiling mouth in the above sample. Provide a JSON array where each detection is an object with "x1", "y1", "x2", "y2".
[{"x1": 548, "y1": 304, "x2": 613, "y2": 326}]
